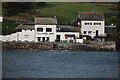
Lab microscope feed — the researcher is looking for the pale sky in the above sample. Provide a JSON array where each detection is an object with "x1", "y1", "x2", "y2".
[{"x1": 1, "y1": 0, "x2": 120, "y2": 2}]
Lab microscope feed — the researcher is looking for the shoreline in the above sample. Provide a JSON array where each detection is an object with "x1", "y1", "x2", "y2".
[{"x1": 1, "y1": 41, "x2": 116, "y2": 51}]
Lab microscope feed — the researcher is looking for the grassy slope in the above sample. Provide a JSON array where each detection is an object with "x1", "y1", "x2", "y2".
[
  {"x1": 39, "y1": 2, "x2": 118, "y2": 22},
  {"x1": 2, "y1": 23, "x2": 19, "y2": 35},
  {"x1": 2, "y1": 2, "x2": 118, "y2": 35}
]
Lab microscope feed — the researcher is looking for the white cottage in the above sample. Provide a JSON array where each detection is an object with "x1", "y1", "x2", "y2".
[
  {"x1": 35, "y1": 17, "x2": 57, "y2": 42},
  {"x1": 1, "y1": 17, "x2": 83, "y2": 43},
  {"x1": 15, "y1": 24, "x2": 35, "y2": 42},
  {"x1": 77, "y1": 12, "x2": 106, "y2": 40}
]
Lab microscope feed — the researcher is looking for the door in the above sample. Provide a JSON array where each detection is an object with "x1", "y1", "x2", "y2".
[
  {"x1": 46, "y1": 37, "x2": 49, "y2": 42},
  {"x1": 96, "y1": 30, "x2": 99, "y2": 37},
  {"x1": 56, "y1": 35, "x2": 60, "y2": 42},
  {"x1": 42, "y1": 37, "x2": 45, "y2": 42}
]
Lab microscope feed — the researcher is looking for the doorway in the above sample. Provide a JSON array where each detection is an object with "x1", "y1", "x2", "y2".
[
  {"x1": 96, "y1": 30, "x2": 99, "y2": 37},
  {"x1": 56, "y1": 35, "x2": 60, "y2": 42},
  {"x1": 42, "y1": 37, "x2": 45, "y2": 42},
  {"x1": 37, "y1": 37, "x2": 41, "y2": 42}
]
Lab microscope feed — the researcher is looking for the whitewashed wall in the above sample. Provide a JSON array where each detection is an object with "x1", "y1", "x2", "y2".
[
  {"x1": 35, "y1": 25, "x2": 56, "y2": 42},
  {"x1": 56, "y1": 32, "x2": 79, "y2": 40},
  {"x1": 0, "y1": 33, "x2": 17, "y2": 41},
  {"x1": 0, "y1": 30, "x2": 35, "y2": 42},
  {"x1": 0, "y1": 25, "x2": 81, "y2": 42},
  {"x1": 81, "y1": 21, "x2": 105, "y2": 38},
  {"x1": 18, "y1": 30, "x2": 35, "y2": 42},
  {"x1": 0, "y1": 17, "x2": 3, "y2": 22}
]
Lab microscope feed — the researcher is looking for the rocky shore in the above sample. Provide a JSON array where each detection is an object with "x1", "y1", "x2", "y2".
[{"x1": 1, "y1": 41, "x2": 116, "y2": 51}]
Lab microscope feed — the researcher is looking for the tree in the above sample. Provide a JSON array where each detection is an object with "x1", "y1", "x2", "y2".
[
  {"x1": 110, "y1": 16, "x2": 118, "y2": 25},
  {"x1": 3, "y1": 2, "x2": 33, "y2": 16}
]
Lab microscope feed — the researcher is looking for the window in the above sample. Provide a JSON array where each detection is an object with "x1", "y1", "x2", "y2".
[
  {"x1": 90, "y1": 23, "x2": 92, "y2": 25},
  {"x1": 88, "y1": 31, "x2": 92, "y2": 34},
  {"x1": 85, "y1": 23, "x2": 92, "y2": 25},
  {"x1": 30, "y1": 29, "x2": 32, "y2": 31},
  {"x1": 46, "y1": 28, "x2": 52, "y2": 32},
  {"x1": 25, "y1": 29, "x2": 26, "y2": 31},
  {"x1": 94, "y1": 23, "x2": 97, "y2": 25},
  {"x1": 99, "y1": 23, "x2": 101, "y2": 25},
  {"x1": 94, "y1": 23, "x2": 101, "y2": 25},
  {"x1": 37, "y1": 28, "x2": 43, "y2": 32},
  {"x1": 83, "y1": 31, "x2": 87, "y2": 34}
]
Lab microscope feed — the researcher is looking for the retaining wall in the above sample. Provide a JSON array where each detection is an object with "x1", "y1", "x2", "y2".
[{"x1": 1, "y1": 41, "x2": 116, "y2": 51}]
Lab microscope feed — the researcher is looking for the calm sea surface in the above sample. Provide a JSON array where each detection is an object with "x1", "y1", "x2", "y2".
[{"x1": 2, "y1": 50, "x2": 118, "y2": 78}]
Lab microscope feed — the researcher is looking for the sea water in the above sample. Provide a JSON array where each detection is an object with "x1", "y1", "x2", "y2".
[{"x1": 2, "y1": 50, "x2": 118, "y2": 78}]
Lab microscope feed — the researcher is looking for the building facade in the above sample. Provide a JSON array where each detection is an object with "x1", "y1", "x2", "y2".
[
  {"x1": 0, "y1": 17, "x2": 83, "y2": 43},
  {"x1": 78, "y1": 12, "x2": 106, "y2": 40},
  {"x1": 1, "y1": 12, "x2": 106, "y2": 42}
]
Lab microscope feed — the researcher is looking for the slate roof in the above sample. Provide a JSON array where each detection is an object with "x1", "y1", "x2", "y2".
[
  {"x1": 15, "y1": 24, "x2": 35, "y2": 30},
  {"x1": 78, "y1": 12, "x2": 104, "y2": 21},
  {"x1": 57, "y1": 25, "x2": 79, "y2": 32},
  {"x1": 35, "y1": 17, "x2": 57, "y2": 25}
]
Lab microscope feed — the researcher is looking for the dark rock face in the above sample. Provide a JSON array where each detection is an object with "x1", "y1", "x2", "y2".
[{"x1": 1, "y1": 41, "x2": 116, "y2": 51}]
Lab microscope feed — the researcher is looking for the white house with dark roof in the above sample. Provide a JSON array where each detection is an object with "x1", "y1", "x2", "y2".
[
  {"x1": 78, "y1": 12, "x2": 106, "y2": 40},
  {"x1": 15, "y1": 24, "x2": 35, "y2": 42},
  {"x1": 34, "y1": 17, "x2": 57, "y2": 42},
  {"x1": 0, "y1": 12, "x2": 106, "y2": 42},
  {"x1": 0, "y1": 17, "x2": 83, "y2": 43}
]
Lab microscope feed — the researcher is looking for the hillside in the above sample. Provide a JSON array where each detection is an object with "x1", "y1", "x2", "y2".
[{"x1": 2, "y1": 2, "x2": 119, "y2": 35}]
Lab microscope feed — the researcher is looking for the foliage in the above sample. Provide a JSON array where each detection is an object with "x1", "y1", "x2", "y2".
[
  {"x1": 107, "y1": 33, "x2": 120, "y2": 41},
  {"x1": 110, "y1": 16, "x2": 118, "y2": 25},
  {"x1": 2, "y1": 2, "x2": 119, "y2": 35},
  {"x1": 3, "y1": 2, "x2": 118, "y2": 21},
  {"x1": 2, "y1": 22, "x2": 19, "y2": 35}
]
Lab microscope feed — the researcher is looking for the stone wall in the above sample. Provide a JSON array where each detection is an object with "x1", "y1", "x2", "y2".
[{"x1": 1, "y1": 41, "x2": 116, "y2": 51}]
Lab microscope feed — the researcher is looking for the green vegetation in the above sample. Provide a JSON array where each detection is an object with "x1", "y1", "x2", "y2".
[
  {"x1": 3, "y1": 2, "x2": 118, "y2": 22},
  {"x1": 2, "y1": 22, "x2": 19, "y2": 35},
  {"x1": 2, "y1": 2, "x2": 119, "y2": 35}
]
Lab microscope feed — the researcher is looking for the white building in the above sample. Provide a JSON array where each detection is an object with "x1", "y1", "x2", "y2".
[
  {"x1": 77, "y1": 12, "x2": 106, "y2": 40},
  {"x1": 0, "y1": 16, "x2": 3, "y2": 22},
  {"x1": 0, "y1": 12, "x2": 106, "y2": 42},
  {"x1": 0, "y1": 17, "x2": 83, "y2": 43},
  {"x1": 35, "y1": 17, "x2": 57, "y2": 42}
]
